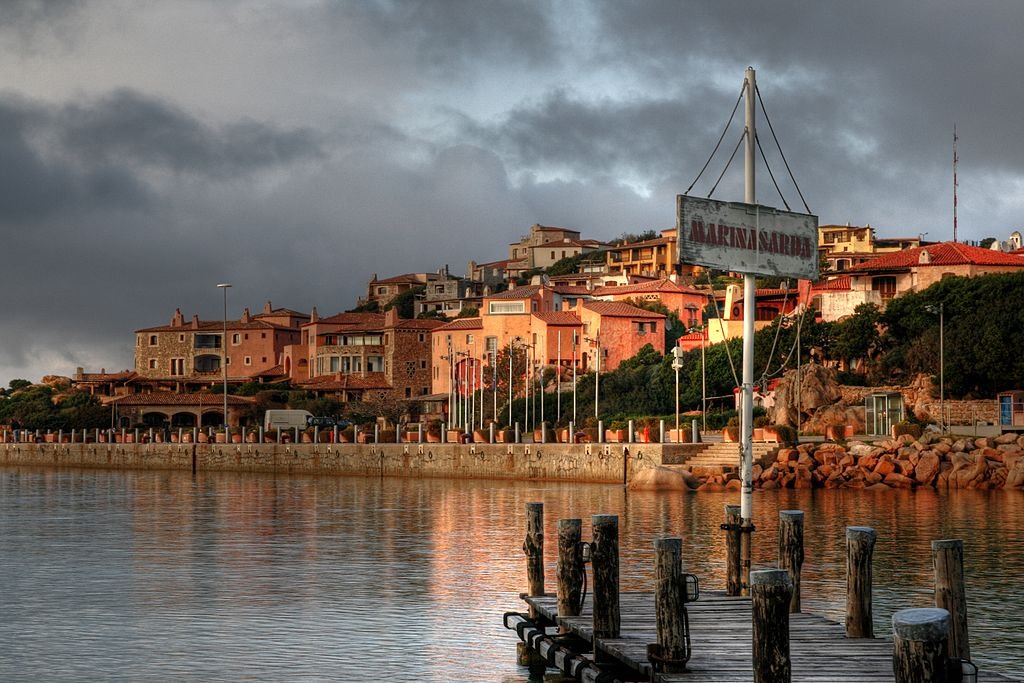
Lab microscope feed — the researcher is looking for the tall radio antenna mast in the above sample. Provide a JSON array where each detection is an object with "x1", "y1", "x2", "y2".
[{"x1": 953, "y1": 124, "x2": 959, "y2": 243}]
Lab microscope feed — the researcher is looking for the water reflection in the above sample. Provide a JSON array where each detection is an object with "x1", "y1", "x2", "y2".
[{"x1": 0, "y1": 469, "x2": 1020, "y2": 681}]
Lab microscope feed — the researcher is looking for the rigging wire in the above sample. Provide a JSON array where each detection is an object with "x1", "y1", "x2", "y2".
[
  {"x1": 707, "y1": 133, "x2": 745, "y2": 199},
  {"x1": 703, "y1": 270, "x2": 740, "y2": 388},
  {"x1": 756, "y1": 133, "x2": 791, "y2": 211},
  {"x1": 756, "y1": 85, "x2": 812, "y2": 214},
  {"x1": 686, "y1": 85, "x2": 745, "y2": 195}
]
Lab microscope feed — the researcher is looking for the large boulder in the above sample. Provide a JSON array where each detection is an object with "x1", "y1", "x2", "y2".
[{"x1": 771, "y1": 363, "x2": 844, "y2": 428}]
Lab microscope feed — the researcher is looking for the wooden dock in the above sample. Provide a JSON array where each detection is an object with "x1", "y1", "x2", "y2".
[{"x1": 520, "y1": 591, "x2": 1018, "y2": 682}]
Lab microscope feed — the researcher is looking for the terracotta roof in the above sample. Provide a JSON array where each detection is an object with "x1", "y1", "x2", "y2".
[
  {"x1": 582, "y1": 301, "x2": 666, "y2": 319},
  {"x1": 847, "y1": 242, "x2": 1024, "y2": 272},
  {"x1": 391, "y1": 319, "x2": 446, "y2": 330},
  {"x1": 110, "y1": 392, "x2": 253, "y2": 407},
  {"x1": 436, "y1": 318, "x2": 482, "y2": 331},
  {"x1": 75, "y1": 370, "x2": 139, "y2": 383},
  {"x1": 551, "y1": 285, "x2": 593, "y2": 296},
  {"x1": 473, "y1": 259, "x2": 512, "y2": 269},
  {"x1": 371, "y1": 273, "x2": 429, "y2": 285},
  {"x1": 606, "y1": 234, "x2": 675, "y2": 250},
  {"x1": 812, "y1": 276, "x2": 852, "y2": 292},
  {"x1": 253, "y1": 307, "x2": 308, "y2": 318},
  {"x1": 533, "y1": 311, "x2": 582, "y2": 325},
  {"x1": 297, "y1": 372, "x2": 391, "y2": 390},
  {"x1": 135, "y1": 318, "x2": 296, "y2": 333},
  {"x1": 488, "y1": 285, "x2": 542, "y2": 299},
  {"x1": 677, "y1": 330, "x2": 708, "y2": 341},
  {"x1": 593, "y1": 278, "x2": 702, "y2": 296},
  {"x1": 313, "y1": 312, "x2": 386, "y2": 327}
]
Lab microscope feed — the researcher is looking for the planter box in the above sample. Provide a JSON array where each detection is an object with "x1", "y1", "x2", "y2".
[
  {"x1": 668, "y1": 428, "x2": 690, "y2": 443},
  {"x1": 605, "y1": 429, "x2": 626, "y2": 443},
  {"x1": 723, "y1": 428, "x2": 740, "y2": 443}
]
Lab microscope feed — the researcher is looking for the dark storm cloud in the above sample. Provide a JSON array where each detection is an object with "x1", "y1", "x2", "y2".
[
  {"x1": 331, "y1": 0, "x2": 560, "y2": 77},
  {"x1": 58, "y1": 89, "x2": 323, "y2": 177},
  {"x1": 0, "y1": 95, "x2": 151, "y2": 220}
]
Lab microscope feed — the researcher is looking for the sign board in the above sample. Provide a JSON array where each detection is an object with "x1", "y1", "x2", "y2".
[{"x1": 677, "y1": 195, "x2": 819, "y2": 279}]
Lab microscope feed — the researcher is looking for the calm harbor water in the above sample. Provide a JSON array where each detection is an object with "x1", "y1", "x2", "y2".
[{"x1": 0, "y1": 467, "x2": 1021, "y2": 682}]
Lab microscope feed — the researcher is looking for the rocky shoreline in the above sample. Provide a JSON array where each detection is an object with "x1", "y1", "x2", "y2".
[{"x1": 641, "y1": 432, "x2": 1024, "y2": 492}]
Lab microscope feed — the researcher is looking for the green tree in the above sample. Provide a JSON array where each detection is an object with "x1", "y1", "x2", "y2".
[
  {"x1": 384, "y1": 285, "x2": 425, "y2": 319},
  {"x1": 831, "y1": 303, "x2": 881, "y2": 373}
]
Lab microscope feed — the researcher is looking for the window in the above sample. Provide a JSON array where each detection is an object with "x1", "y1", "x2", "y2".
[
  {"x1": 194, "y1": 334, "x2": 220, "y2": 349},
  {"x1": 244, "y1": 356, "x2": 252, "y2": 366},
  {"x1": 179, "y1": 334, "x2": 185, "y2": 342},
  {"x1": 329, "y1": 356, "x2": 340, "y2": 372},
  {"x1": 148, "y1": 359, "x2": 157, "y2": 369},
  {"x1": 232, "y1": 333, "x2": 241, "y2": 345},
  {"x1": 420, "y1": 359, "x2": 427, "y2": 370},
  {"x1": 170, "y1": 358, "x2": 185, "y2": 376},
  {"x1": 149, "y1": 335, "x2": 158, "y2": 346},
  {"x1": 194, "y1": 355, "x2": 220, "y2": 372},
  {"x1": 872, "y1": 276, "x2": 897, "y2": 302},
  {"x1": 489, "y1": 301, "x2": 526, "y2": 314},
  {"x1": 418, "y1": 333, "x2": 425, "y2": 343},
  {"x1": 486, "y1": 336, "x2": 498, "y2": 354},
  {"x1": 405, "y1": 387, "x2": 412, "y2": 398},
  {"x1": 377, "y1": 286, "x2": 388, "y2": 295},
  {"x1": 466, "y1": 334, "x2": 474, "y2": 344}
]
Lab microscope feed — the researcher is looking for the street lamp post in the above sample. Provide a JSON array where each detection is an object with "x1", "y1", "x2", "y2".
[
  {"x1": 216, "y1": 283, "x2": 231, "y2": 430},
  {"x1": 671, "y1": 346, "x2": 684, "y2": 438}
]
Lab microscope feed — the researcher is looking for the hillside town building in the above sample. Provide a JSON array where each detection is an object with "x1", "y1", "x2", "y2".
[{"x1": 133, "y1": 302, "x2": 306, "y2": 389}]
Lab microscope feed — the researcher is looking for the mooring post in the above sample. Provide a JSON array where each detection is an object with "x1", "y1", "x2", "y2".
[
  {"x1": 724, "y1": 504, "x2": 742, "y2": 595},
  {"x1": 524, "y1": 502, "x2": 544, "y2": 620},
  {"x1": 557, "y1": 518, "x2": 583, "y2": 634},
  {"x1": 591, "y1": 514, "x2": 620, "y2": 658},
  {"x1": 893, "y1": 608, "x2": 951, "y2": 683},
  {"x1": 932, "y1": 539, "x2": 970, "y2": 662},
  {"x1": 846, "y1": 526, "x2": 876, "y2": 638},
  {"x1": 654, "y1": 537, "x2": 688, "y2": 673},
  {"x1": 778, "y1": 510, "x2": 804, "y2": 613},
  {"x1": 751, "y1": 568, "x2": 793, "y2": 683}
]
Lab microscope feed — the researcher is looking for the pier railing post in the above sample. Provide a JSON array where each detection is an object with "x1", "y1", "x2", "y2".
[
  {"x1": 893, "y1": 608, "x2": 950, "y2": 683},
  {"x1": 724, "y1": 504, "x2": 742, "y2": 595},
  {"x1": 932, "y1": 539, "x2": 970, "y2": 662},
  {"x1": 654, "y1": 537, "x2": 688, "y2": 673},
  {"x1": 591, "y1": 514, "x2": 620, "y2": 657},
  {"x1": 557, "y1": 519, "x2": 583, "y2": 633},
  {"x1": 846, "y1": 526, "x2": 876, "y2": 638},
  {"x1": 778, "y1": 510, "x2": 804, "y2": 613},
  {"x1": 524, "y1": 502, "x2": 544, "y2": 620},
  {"x1": 751, "y1": 568, "x2": 793, "y2": 683}
]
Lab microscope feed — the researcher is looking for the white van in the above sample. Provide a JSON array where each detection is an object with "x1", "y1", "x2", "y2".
[{"x1": 263, "y1": 409, "x2": 313, "y2": 432}]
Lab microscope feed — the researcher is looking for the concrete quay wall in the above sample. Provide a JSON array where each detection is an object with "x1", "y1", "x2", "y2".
[{"x1": 0, "y1": 441, "x2": 676, "y2": 484}]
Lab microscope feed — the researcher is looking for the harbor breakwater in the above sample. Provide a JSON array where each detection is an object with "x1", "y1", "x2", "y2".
[
  {"x1": 0, "y1": 440, "x2": 685, "y2": 484},
  {"x1": 634, "y1": 432, "x2": 1024, "y2": 492}
]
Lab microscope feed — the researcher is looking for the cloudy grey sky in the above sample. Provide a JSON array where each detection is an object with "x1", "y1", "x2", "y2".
[{"x1": 1, "y1": 0, "x2": 1020, "y2": 385}]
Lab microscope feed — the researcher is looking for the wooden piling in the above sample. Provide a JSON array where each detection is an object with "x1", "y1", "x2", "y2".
[
  {"x1": 653, "y1": 537, "x2": 687, "y2": 673},
  {"x1": 846, "y1": 526, "x2": 876, "y2": 638},
  {"x1": 893, "y1": 607, "x2": 951, "y2": 683},
  {"x1": 724, "y1": 504, "x2": 742, "y2": 596},
  {"x1": 778, "y1": 510, "x2": 804, "y2": 613},
  {"x1": 751, "y1": 568, "x2": 793, "y2": 683},
  {"x1": 524, "y1": 502, "x2": 544, "y2": 620},
  {"x1": 557, "y1": 518, "x2": 583, "y2": 633},
  {"x1": 591, "y1": 514, "x2": 620, "y2": 647},
  {"x1": 932, "y1": 539, "x2": 970, "y2": 662}
]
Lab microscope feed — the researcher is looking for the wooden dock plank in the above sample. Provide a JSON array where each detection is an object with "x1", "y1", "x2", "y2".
[{"x1": 522, "y1": 591, "x2": 1018, "y2": 682}]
